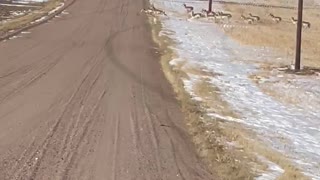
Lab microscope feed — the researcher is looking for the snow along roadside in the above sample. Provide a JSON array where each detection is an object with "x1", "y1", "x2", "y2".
[{"x1": 148, "y1": 0, "x2": 318, "y2": 179}]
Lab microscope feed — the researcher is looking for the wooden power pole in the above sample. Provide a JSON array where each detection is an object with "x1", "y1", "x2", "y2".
[
  {"x1": 209, "y1": 0, "x2": 213, "y2": 12},
  {"x1": 294, "y1": 0, "x2": 303, "y2": 71}
]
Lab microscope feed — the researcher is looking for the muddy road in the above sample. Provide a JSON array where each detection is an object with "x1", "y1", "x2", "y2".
[{"x1": 0, "y1": 0, "x2": 215, "y2": 179}]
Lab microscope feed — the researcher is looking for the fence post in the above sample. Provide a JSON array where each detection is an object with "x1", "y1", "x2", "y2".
[
  {"x1": 209, "y1": 0, "x2": 213, "y2": 12},
  {"x1": 294, "y1": 0, "x2": 303, "y2": 71}
]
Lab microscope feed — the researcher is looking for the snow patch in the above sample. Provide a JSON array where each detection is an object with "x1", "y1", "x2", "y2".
[
  {"x1": 255, "y1": 155, "x2": 284, "y2": 180},
  {"x1": 48, "y1": 2, "x2": 64, "y2": 15}
]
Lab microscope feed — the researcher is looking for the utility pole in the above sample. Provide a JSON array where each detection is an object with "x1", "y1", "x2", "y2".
[
  {"x1": 294, "y1": 0, "x2": 303, "y2": 71},
  {"x1": 208, "y1": 0, "x2": 212, "y2": 12}
]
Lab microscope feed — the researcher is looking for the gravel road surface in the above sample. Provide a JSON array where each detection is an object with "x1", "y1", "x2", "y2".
[{"x1": 0, "y1": 0, "x2": 216, "y2": 179}]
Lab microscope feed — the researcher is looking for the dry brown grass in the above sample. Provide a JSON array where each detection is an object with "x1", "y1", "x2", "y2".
[
  {"x1": 223, "y1": 1, "x2": 320, "y2": 68},
  {"x1": 0, "y1": 0, "x2": 62, "y2": 34},
  {"x1": 249, "y1": 73, "x2": 302, "y2": 106},
  {"x1": 184, "y1": 66, "x2": 222, "y2": 77},
  {"x1": 193, "y1": 78, "x2": 240, "y2": 119}
]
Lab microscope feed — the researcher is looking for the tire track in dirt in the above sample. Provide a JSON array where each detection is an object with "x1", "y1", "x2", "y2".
[
  {"x1": 53, "y1": 3, "x2": 112, "y2": 173},
  {"x1": 128, "y1": 84, "x2": 153, "y2": 178},
  {"x1": 9, "y1": 49, "x2": 105, "y2": 180},
  {"x1": 0, "y1": 15, "x2": 97, "y2": 100},
  {"x1": 0, "y1": 45, "x2": 74, "y2": 104},
  {"x1": 129, "y1": 85, "x2": 139, "y2": 151},
  {"x1": 27, "y1": 58, "x2": 105, "y2": 179},
  {"x1": 58, "y1": 63, "x2": 102, "y2": 156},
  {"x1": 56, "y1": 58, "x2": 103, "y2": 162},
  {"x1": 139, "y1": 67, "x2": 162, "y2": 175},
  {"x1": 162, "y1": 108, "x2": 208, "y2": 178},
  {"x1": 0, "y1": 19, "x2": 90, "y2": 81},
  {"x1": 129, "y1": 83, "x2": 157, "y2": 178},
  {"x1": 140, "y1": 90, "x2": 188, "y2": 179},
  {"x1": 0, "y1": 42, "x2": 42, "y2": 71},
  {"x1": 111, "y1": 115, "x2": 120, "y2": 180},
  {"x1": 0, "y1": 11, "x2": 102, "y2": 104},
  {"x1": 0, "y1": 44, "x2": 67, "y2": 83},
  {"x1": 61, "y1": 89, "x2": 107, "y2": 180}
]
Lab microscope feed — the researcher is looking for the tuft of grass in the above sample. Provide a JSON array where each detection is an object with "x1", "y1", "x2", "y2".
[{"x1": 193, "y1": 79, "x2": 240, "y2": 119}]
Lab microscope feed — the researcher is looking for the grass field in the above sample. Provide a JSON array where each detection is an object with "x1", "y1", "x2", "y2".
[{"x1": 221, "y1": 0, "x2": 320, "y2": 68}]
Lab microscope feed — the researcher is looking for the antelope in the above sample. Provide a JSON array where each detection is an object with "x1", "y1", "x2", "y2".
[
  {"x1": 201, "y1": 9, "x2": 216, "y2": 20},
  {"x1": 140, "y1": 8, "x2": 154, "y2": 15},
  {"x1": 183, "y1": 3, "x2": 194, "y2": 13},
  {"x1": 240, "y1": 15, "x2": 254, "y2": 24},
  {"x1": 201, "y1": 9, "x2": 216, "y2": 16},
  {"x1": 218, "y1": 11, "x2": 232, "y2": 18},
  {"x1": 269, "y1": 13, "x2": 282, "y2": 23},
  {"x1": 291, "y1": 17, "x2": 311, "y2": 28},
  {"x1": 189, "y1": 10, "x2": 205, "y2": 19},
  {"x1": 215, "y1": 11, "x2": 232, "y2": 23},
  {"x1": 150, "y1": 4, "x2": 167, "y2": 16},
  {"x1": 248, "y1": 13, "x2": 260, "y2": 21}
]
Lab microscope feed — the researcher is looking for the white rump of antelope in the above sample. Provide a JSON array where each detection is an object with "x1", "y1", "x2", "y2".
[
  {"x1": 216, "y1": 11, "x2": 232, "y2": 20},
  {"x1": 201, "y1": 9, "x2": 216, "y2": 20},
  {"x1": 240, "y1": 15, "x2": 254, "y2": 24},
  {"x1": 291, "y1": 17, "x2": 311, "y2": 28}
]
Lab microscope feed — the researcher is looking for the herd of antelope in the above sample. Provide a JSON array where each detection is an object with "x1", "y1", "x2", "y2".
[
  {"x1": 140, "y1": 3, "x2": 311, "y2": 29},
  {"x1": 140, "y1": 4, "x2": 167, "y2": 16}
]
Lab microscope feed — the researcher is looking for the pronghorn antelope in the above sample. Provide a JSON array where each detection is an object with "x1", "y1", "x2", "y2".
[
  {"x1": 140, "y1": 5, "x2": 166, "y2": 16},
  {"x1": 189, "y1": 10, "x2": 205, "y2": 19},
  {"x1": 240, "y1": 15, "x2": 254, "y2": 24},
  {"x1": 183, "y1": 3, "x2": 194, "y2": 13},
  {"x1": 215, "y1": 11, "x2": 232, "y2": 22},
  {"x1": 150, "y1": 4, "x2": 167, "y2": 16},
  {"x1": 201, "y1": 9, "x2": 216, "y2": 16},
  {"x1": 269, "y1": 13, "x2": 282, "y2": 23},
  {"x1": 201, "y1": 9, "x2": 216, "y2": 19},
  {"x1": 248, "y1": 13, "x2": 260, "y2": 21},
  {"x1": 140, "y1": 8, "x2": 154, "y2": 15},
  {"x1": 291, "y1": 17, "x2": 311, "y2": 28}
]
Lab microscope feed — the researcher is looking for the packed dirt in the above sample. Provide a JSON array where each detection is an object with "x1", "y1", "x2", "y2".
[{"x1": 0, "y1": 0, "x2": 217, "y2": 179}]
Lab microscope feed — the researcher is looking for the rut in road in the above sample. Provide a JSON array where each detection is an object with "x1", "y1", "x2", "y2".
[{"x1": 0, "y1": 0, "x2": 218, "y2": 179}]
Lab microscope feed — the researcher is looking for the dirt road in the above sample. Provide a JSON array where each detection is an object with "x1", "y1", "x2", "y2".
[{"x1": 0, "y1": 0, "x2": 215, "y2": 179}]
